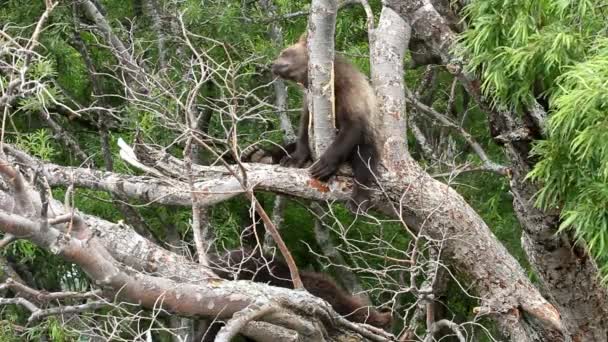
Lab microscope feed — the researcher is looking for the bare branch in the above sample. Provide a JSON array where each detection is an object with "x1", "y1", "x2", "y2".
[
  {"x1": 240, "y1": 321, "x2": 298, "y2": 342},
  {"x1": 0, "y1": 234, "x2": 16, "y2": 248},
  {"x1": 423, "y1": 319, "x2": 465, "y2": 342},
  {"x1": 0, "y1": 278, "x2": 102, "y2": 302},
  {"x1": 408, "y1": 120, "x2": 438, "y2": 160},
  {"x1": 264, "y1": 195, "x2": 288, "y2": 251},
  {"x1": 215, "y1": 304, "x2": 278, "y2": 342},
  {"x1": 0, "y1": 297, "x2": 39, "y2": 314},
  {"x1": 358, "y1": 0, "x2": 375, "y2": 33},
  {"x1": 28, "y1": 301, "x2": 108, "y2": 324},
  {"x1": 28, "y1": 1, "x2": 58, "y2": 52},
  {"x1": 403, "y1": 86, "x2": 508, "y2": 176}
]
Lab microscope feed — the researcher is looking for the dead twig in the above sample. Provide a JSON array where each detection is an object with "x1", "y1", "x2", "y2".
[{"x1": 215, "y1": 304, "x2": 278, "y2": 342}]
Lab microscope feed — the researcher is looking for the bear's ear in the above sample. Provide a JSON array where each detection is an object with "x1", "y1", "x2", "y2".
[{"x1": 298, "y1": 32, "x2": 307, "y2": 44}]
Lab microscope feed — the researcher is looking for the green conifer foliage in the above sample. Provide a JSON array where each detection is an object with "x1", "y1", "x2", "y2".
[{"x1": 461, "y1": 0, "x2": 608, "y2": 277}]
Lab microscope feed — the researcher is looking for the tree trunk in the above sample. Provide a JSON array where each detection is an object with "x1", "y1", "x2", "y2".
[
  {"x1": 308, "y1": 0, "x2": 338, "y2": 156},
  {"x1": 384, "y1": 0, "x2": 608, "y2": 339}
]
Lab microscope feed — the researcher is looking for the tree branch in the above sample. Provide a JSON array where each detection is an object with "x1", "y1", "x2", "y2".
[
  {"x1": 422, "y1": 319, "x2": 465, "y2": 342},
  {"x1": 0, "y1": 158, "x2": 382, "y2": 341},
  {"x1": 215, "y1": 304, "x2": 278, "y2": 342},
  {"x1": 403, "y1": 86, "x2": 508, "y2": 176},
  {"x1": 0, "y1": 278, "x2": 102, "y2": 302}
]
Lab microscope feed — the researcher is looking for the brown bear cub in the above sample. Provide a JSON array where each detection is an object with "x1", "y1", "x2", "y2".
[
  {"x1": 209, "y1": 248, "x2": 392, "y2": 327},
  {"x1": 270, "y1": 34, "x2": 380, "y2": 212},
  {"x1": 201, "y1": 248, "x2": 391, "y2": 341}
]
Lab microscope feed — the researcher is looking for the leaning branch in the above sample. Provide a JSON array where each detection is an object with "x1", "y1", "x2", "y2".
[
  {"x1": 0, "y1": 158, "x2": 381, "y2": 341},
  {"x1": 28, "y1": 301, "x2": 108, "y2": 323},
  {"x1": 0, "y1": 278, "x2": 102, "y2": 302}
]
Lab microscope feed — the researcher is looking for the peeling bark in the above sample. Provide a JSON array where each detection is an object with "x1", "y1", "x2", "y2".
[
  {"x1": 370, "y1": 7, "x2": 410, "y2": 166},
  {"x1": 308, "y1": 0, "x2": 338, "y2": 157}
]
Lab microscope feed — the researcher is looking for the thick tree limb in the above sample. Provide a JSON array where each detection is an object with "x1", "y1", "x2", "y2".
[
  {"x1": 239, "y1": 321, "x2": 298, "y2": 342},
  {"x1": 0, "y1": 297, "x2": 39, "y2": 314},
  {"x1": 0, "y1": 159, "x2": 388, "y2": 341},
  {"x1": 5, "y1": 144, "x2": 352, "y2": 207}
]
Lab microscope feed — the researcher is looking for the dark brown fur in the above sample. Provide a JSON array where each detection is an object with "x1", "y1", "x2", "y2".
[
  {"x1": 201, "y1": 248, "x2": 391, "y2": 341},
  {"x1": 210, "y1": 248, "x2": 392, "y2": 329},
  {"x1": 271, "y1": 34, "x2": 379, "y2": 212}
]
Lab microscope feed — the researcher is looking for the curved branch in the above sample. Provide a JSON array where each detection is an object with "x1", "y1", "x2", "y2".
[
  {"x1": 423, "y1": 319, "x2": 465, "y2": 342},
  {"x1": 6, "y1": 144, "x2": 351, "y2": 207},
  {"x1": 0, "y1": 278, "x2": 102, "y2": 302},
  {"x1": 215, "y1": 304, "x2": 278, "y2": 342}
]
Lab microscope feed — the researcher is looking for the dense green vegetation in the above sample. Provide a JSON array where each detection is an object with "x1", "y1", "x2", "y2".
[
  {"x1": 10, "y1": 0, "x2": 603, "y2": 339},
  {"x1": 460, "y1": 0, "x2": 608, "y2": 278}
]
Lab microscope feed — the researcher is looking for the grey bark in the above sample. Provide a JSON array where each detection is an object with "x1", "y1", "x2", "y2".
[
  {"x1": 308, "y1": 0, "x2": 338, "y2": 157},
  {"x1": 370, "y1": 7, "x2": 410, "y2": 164}
]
